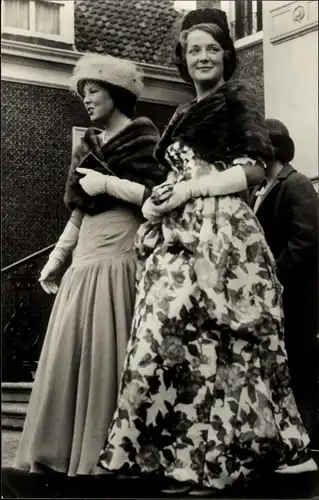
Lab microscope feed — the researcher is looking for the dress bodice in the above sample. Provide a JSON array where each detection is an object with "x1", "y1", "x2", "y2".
[{"x1": 164, "y1": 141, "x2": 224, "y2": 182}]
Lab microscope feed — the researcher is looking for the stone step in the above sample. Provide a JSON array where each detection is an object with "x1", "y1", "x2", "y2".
[
  {"x1": 2, "y1": 383, "x2": 32, "y2": 430},
  {"x1": 2, "y1": 382, "x2": 33, "y2": 403},
  {"x1": 2, "y1": 402, "x2": 28, "y2": 430}
]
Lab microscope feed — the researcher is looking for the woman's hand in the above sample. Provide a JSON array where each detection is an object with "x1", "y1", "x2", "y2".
[
  {"x1": 142, "y1": 197, "x2": 164, "y2": 221},
  {"x1": 76, "y1": 168, "x2": 107, "y2": 196},
  {"x1": 39, "y1": 257, "x2": 62, "y2": 295},
  {"x1": 152, "y1": 181, "x2": 193, "y2": 212},
  {"x1": 151, "y1": 181, "x2": 175, "y2": 205},
  {"x1": 142, "y1": 181, "x2": 193, "y2": 220}
]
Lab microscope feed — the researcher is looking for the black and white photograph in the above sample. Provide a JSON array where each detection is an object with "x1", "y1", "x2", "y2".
[{"x1": 1, "y1": 0, "x2": 319, "y2": 498}]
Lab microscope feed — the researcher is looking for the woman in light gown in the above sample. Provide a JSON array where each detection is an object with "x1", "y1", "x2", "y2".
[{"x1": 13, "y1": 53, "x2": 166, "y2": 477}]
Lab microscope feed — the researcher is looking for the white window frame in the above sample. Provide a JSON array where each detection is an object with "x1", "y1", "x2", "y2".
[
  {"x1": 221, "y1": 0, "x2": 263, "y2": 49},
  {"x1": 1, "y1": 0, "x2": 74, "y2": 44},
  {"x1": 72, "y1": 127, "x2": 87, "y2": 153}
]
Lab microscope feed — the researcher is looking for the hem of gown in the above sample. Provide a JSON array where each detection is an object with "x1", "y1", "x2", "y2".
[{"x1": 13, "y1": 460, "x2": 111, "y2": 477}]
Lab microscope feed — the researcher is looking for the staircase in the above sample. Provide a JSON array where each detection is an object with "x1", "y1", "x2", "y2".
[{"x1": 2, "y1": 382, "x2": 32, "y2": 430}]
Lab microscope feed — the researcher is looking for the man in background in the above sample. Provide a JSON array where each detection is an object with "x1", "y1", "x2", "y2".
[{"x1": 250, "y1": 119, "x2": 319, "y2": 472}]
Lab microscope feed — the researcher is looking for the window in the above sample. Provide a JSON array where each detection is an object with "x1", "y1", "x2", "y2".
[
  {"x1": 1, "y1": 0, "x2": 74, "y2": 44},
  {"x1": 230, "y1": 0, "x2": 263, "y2": 41}
]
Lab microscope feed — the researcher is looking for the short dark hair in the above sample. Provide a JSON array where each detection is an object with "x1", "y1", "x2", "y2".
[
  {"x1": 265, "y1": 119, "x2": 295, "y2": 163},
  {"x1": 106, "y1": 84, "x2": 137, "y2": 119}
]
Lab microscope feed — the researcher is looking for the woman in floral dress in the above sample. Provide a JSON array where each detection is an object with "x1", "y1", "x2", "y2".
[{"x1": 99, "y1": 8, "x2": 310, "y2": 496}]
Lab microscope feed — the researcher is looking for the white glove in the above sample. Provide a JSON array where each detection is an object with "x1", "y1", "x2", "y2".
[
  {"x1": 151, "y1": 181, "x2": 175, "y2": 205},
  {"x1": 39, "y1": 219, "x2": 80, "y2": 295},
  {"x1": 39, "y1": 257, "x2": 61, "y2": 295},
  {"x1": 189, "y1": 165, "x2": 248, "y2": 197},
  {"x1": 76, "y1": 168, "x2": 146, "y2": 205},
  {"x1": 142, "y1": 197, "x2": 164, "y2": 221},
  {"x1": 104, "y1": 176, "x2": 146, "y2": 206},
  {"x1": 152, "y1": 181, "x2": 193, "y2": 213},
  {"x1": 76, "y1": 168, "x2": 106, "y2": 196},
  {"x1": 152, "y1": 165, "x2": 248, "y2": 214}
]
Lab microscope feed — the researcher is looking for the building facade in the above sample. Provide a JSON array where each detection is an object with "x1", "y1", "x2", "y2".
[
  {"x1": 3, "y1": 0, "x2": 317, "y2": 382},
  {"x1": 1, "y1": 0, "x2": 265, "y2": 268},
  {"x1": 263, "y1": 0, "x2": 318, "y2": 187}
]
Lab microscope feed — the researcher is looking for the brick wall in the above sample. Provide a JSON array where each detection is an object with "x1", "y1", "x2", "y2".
[
  {"x1": 1, "y1": 81, "x2": 176, "y2": 267},
  {"x1": 1, "y1": 82, "x2": 89, "y2": 268},
  {"x1": 236, "y1": 42, "x2": 264, "y2": 114}
]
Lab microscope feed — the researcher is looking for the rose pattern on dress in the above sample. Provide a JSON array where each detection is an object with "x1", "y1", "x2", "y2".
[{"x1": 99, "y1": 142, "x2": 309, "y2": 490}]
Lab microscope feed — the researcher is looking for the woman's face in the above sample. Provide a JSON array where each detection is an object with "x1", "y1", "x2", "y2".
[
  {"x1": 185, "y1": 29, "x2": 224, "y2": 89},
  {"x1": 83, "y1": 81, "x2": 114, "y2": 124}
]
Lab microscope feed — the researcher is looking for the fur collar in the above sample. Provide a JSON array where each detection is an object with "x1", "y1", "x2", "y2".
[
  {"x1": 64, "y1": 117, "x2": 166, "y2": 215},
  {"x1": 155, "y1": 78, "x2": 274, "y2": 169}
]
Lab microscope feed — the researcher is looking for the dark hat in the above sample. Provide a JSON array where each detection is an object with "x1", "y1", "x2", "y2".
[
  {"x1": 181, "y1": 8, "x2": 230, "y2": 34},
  {"x1": 175, "y1": 8, "x2": 237, "y2": 83},
  {"x1": 265, "y1": 119, "x2": 295, "y2": 163}
]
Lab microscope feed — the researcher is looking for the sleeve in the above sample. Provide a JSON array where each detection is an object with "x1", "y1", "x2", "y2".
[
  {"x1": 226, "y1": 80, "x2": 274, "y2": 163},
  {"x1": 276, "y1": 176, "x2": 319, "y2": 284},
  {"x1": 232, "y1": 156, "x2": 266, "y2": 187},
  {"x1": 69, "y1": 208, "x2": 84, "y2": 229}
]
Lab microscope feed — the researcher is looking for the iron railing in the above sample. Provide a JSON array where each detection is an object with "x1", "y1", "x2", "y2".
[{"x1": 1, "y1": 244, "x2": 56, "y2": 381}]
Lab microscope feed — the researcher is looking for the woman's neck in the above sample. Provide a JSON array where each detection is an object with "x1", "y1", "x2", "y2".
[
  {"x1": 102, "y1": 109, "x2": 131, "y2": 142},
  {"x1": 195, "y1": 77, "x2": 225, "y2": 102},
  {"x1": 265, "y1": 159, "x2": 284, "y2": 181}
]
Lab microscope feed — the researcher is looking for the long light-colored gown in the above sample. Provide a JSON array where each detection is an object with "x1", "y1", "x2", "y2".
[{"x1": 14, "y1": 204, "x2": 141, "y2": 476}]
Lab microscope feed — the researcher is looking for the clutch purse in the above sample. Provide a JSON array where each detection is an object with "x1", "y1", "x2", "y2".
[{"x1": 77, "y1": 152, "x2": 117, "y2": 177}]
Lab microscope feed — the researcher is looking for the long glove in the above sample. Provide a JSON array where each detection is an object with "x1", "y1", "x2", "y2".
[
  {"x1": 39, "y1": 210, "x2": 82, "y2": 294},
  {"x1": 76, "y1": 168, "x2": 146, "y2": 206},
  {"x1": 151, "y1": 165, "x2": 249, "y2": 215},
  {"x1": 142, "y1": 197, "x2": 165, "y2": 222}
]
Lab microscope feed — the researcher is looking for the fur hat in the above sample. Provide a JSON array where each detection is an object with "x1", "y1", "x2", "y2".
[
  {"x1": 175, "y1": 8, "x2": 237, "y2": 83},
  {"x1": 265, "y1": 119, "x2": 295, "y2": 163},
  {"x1": 70, "y1": 53, "x2": 144, "y2": 98}
]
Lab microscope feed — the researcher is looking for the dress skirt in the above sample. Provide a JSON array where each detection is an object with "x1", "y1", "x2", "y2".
[
  {"x1": 99, "y1": 142, "x2": 309, "y2": 490},
  {"x1": 14, "y1": 206, "x2": 140, "y2": 476}
]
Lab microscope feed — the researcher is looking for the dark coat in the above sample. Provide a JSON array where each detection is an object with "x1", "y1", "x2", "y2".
[
  {"x1": 154, "y1": 78, "x2": 274, "y2": 169},
  {"x1": 249, "y1": 164, "x2": 319, "y2": 429}
]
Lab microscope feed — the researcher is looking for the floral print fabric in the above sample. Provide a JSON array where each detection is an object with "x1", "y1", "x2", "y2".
[{"x1": 99, "y1": 142, "x2": 309, "y2": 489}]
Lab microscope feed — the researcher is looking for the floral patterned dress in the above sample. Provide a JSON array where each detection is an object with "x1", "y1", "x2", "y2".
[{"x1": 99, "y1": 141, "x2": 309, "y2": 490}]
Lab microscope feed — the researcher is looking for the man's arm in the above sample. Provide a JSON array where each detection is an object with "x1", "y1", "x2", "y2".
[{"x1": 276, "y1": 175, "x2": 319, "y2": 284}]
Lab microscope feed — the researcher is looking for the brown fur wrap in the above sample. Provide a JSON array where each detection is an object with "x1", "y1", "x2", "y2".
[
  {"x1": 155, "y1": 78, "x2": 274, "y2": 169},
  {"x1": 64, "y1": 117, "x2": 166, "y2": 215}
]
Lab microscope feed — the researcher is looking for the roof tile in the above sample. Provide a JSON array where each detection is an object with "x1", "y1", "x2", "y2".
[{"x1": 75, "y1": 0, "x2": 184, "y2": 67}]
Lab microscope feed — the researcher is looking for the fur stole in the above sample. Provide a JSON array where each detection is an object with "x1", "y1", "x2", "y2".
[
  {"x1": 64, "y1": 117, "x2": 166, "y2": 215},
  {"x1": 155, "y1": 78, "x2": 274, "y2": 169}
]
